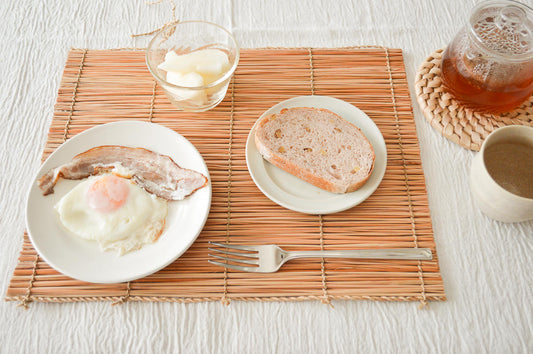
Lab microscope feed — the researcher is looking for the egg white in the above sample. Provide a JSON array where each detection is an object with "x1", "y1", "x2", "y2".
[{"x1": 55, "y1": 175, "x2": 168, "y2": 256}]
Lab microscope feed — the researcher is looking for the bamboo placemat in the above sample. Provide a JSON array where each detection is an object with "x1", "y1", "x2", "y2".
[
  {"x1": 415, "y1": 48, "x2": 533, "y2": 151},
  {"x1": 6, "y1": 47, "x2": 445, "y2": 308}
]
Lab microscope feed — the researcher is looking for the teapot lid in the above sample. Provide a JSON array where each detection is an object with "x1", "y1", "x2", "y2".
[{"x1": 470, "y1": 0, "x2": 533, "y2": 60}]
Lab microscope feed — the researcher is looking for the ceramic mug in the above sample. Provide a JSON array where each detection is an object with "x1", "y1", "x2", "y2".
[{"x1": 470, "y1": 125, "x2": 533, "y2": 222}]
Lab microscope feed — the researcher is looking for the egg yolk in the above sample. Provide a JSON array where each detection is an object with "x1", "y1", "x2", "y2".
[{"x1": 86, "y1": 175, "x2": 130, "y2": 213}]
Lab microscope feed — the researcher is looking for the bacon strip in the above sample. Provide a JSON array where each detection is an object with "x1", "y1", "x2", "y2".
[{"x1": 38, "y1": 146, "x2": 208, "y2": 201}]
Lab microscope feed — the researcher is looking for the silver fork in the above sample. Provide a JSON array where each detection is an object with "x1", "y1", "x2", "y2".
[{"x1": 208, "y1": 242, "x2": 433, "y2": 273}]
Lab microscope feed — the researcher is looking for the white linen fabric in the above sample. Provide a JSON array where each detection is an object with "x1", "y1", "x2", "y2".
[{"x1": 1, "y1": 0, "x2": 531, "y2": 352}]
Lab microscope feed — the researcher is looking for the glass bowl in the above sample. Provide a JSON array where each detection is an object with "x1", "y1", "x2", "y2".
[{"x1": 146, "y1": 21, "x2": 239, "y2": 112}]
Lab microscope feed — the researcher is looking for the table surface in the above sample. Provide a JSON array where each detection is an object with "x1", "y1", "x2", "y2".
[{"x1": 1, "y1": 0, "x2": 531, "y2": 352}]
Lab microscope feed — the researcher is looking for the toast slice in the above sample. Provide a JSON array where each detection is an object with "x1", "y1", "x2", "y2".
[{"x1": 254, "y1": 107, "x2": 375, "y2": 193}]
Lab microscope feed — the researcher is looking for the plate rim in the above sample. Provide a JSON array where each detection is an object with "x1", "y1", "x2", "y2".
[
  {"x1": 25, "y1": 121, "x2": 212, "y2": 283},
  {"x1": 245, "y1": 95, "x2": 387, "y2": 214}
]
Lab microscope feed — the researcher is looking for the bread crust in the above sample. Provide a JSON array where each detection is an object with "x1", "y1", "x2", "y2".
[{"x1": 254, "y1": 107, "x2": 375, "y2": 193}]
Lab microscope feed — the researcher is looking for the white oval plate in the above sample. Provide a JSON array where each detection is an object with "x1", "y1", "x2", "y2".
[
  {"x1": 246, "y1": 96, "x2": 387, "y2": 214},
  {"x1": 26, "y1": 121, "x2": 211, "y2": 283}
]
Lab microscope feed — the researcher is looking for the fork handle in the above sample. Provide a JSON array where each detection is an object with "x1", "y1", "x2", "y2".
[{"x1": 283, "y1": 248, "x2": 432, "y2": 261}]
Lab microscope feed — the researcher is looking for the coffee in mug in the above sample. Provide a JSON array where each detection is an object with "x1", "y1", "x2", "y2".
[
  {"x1": 470, "y1": 125, "x2": 533, "y2": 222},
  {"x1": 484, "y1": 141, "x2": 533, "y2": 199}
]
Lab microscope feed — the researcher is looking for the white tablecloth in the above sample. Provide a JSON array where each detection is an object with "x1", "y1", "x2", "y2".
[{"x1": 1, "y1": 0, "x2": 532, "y2": 352}]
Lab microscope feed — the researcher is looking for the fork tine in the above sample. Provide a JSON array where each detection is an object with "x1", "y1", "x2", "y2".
[
  {"x1": 209, "y1": 241, "x2": 257, "y2": 252},
  {"x1": 208, "y1": 260, "x2": 258, "y2": 272},
  {"x1": 208, "y1": 253, "x2": 259, "y2": 265},
  {"x1": 207, "y1": 247, "x2": 258, "y2": 259}
]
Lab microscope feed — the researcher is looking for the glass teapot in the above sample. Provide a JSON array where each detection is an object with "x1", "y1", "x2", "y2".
[{"x1": 441, "y1": 0, "x2": 533, "y2": 114}]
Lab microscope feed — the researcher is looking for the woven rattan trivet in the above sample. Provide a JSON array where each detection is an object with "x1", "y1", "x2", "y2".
[
  {"x1": 415, "y1": 48, "x2": 533, "y2": 151},
  {"x1": 6, "y1": 47, "x2": 445, "y2": 308}
]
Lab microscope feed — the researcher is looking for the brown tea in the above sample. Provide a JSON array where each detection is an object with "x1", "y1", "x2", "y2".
[
  {"x1": 441, "y1": 54, "x2": 533, "y2": 114},
  {"x1": 484, "y1": 141, "x2": 533, "y2": 198}
]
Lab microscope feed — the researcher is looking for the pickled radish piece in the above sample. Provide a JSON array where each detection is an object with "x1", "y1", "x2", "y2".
[
  {"x1": 158, "y1": 49, "x2": 230, "y2": 106},
  {"x1": 166, "y1": 72, "x2": 207, "y2": 104},
  {"x1": 167, "y1": 71, "x2": 204, "y2": 87},
  {"x1": 158, "y1": 49, "x2": 230, "y2": 82}
]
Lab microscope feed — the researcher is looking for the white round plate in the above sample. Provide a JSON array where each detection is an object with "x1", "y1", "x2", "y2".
[
  {"x1": 26, "y1": 121, "x2": 211, "y2": 283},
  {"x1": 246, "y1": 96, "x2": 387, "y2": 214}
]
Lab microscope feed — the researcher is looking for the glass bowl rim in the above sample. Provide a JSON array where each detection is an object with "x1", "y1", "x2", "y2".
[{"x1": 145, "y1": 20, "x2": 240, "y2": 90}]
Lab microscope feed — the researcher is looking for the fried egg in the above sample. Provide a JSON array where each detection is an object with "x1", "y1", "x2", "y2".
[{"x1": 55, "y1": 174, "x2": 168, "y2": 255}]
